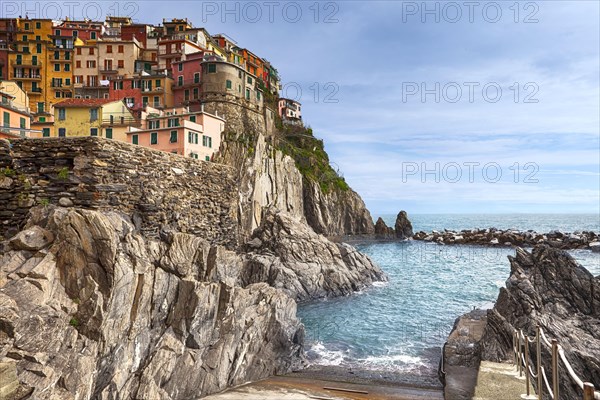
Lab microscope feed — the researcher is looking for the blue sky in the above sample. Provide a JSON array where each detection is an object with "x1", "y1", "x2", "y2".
[{"x1": 8, "y1": 1, "x2": 599, "y2": 214}]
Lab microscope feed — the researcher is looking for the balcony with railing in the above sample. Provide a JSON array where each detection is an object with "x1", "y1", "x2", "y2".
[
  {"x1": 26, "y1": 87, "x2": 43, "y2": 95},
  {"x1": 14, "y1": 73, "x2": 41, "y2": 80},
  {"x1": 174, "y1": 78, "x2": 201, "y2": 88},
  {"x1": 100, "y1": 68, "x2": 119, "y2": 74}
]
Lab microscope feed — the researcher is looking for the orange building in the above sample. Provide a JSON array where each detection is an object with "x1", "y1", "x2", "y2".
[{"x1": 0, "y1": 86, "x2": 32, "y2": 138}]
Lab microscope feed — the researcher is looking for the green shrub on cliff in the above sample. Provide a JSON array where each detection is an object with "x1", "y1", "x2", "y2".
[{"x1": 276, "y1": 125, "x2": 349, "y2": 194}]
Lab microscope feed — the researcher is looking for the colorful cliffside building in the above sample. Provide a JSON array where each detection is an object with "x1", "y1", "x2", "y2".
[{"x1": 127, "y1": 106, "x2": 224, "y2": 160}]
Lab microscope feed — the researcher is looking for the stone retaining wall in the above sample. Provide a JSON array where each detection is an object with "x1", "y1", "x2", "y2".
[{"x1": 0, "y1": 137, "x2": 239, "y2": 247}]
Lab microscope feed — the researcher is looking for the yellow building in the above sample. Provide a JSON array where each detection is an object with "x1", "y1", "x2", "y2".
[
  {"x1": 53, "y1": 98, "x2": 137, "y2": 141},
  {"x1": 8, "y1": 19, "x2": 53, "y2": 116}
]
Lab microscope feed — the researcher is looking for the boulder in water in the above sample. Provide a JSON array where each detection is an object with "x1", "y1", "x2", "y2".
[{"x1": 395, "y1": 210, "x2": 414, "y2": 239}]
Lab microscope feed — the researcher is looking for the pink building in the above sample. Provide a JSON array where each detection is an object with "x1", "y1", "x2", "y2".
[
  {"x1": 171, "y1": 51, "x2": 204, "y2": 107},
  {"x1": 278, "y1": 98, "x2": 302, "y2": 124},
  {"x1": 127, "y1": 106, "x2": 224, "y2": 161}
]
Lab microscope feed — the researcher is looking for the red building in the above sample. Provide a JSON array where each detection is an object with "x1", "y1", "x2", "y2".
[
  {"x1": 121, "y1": 24, "x2": 154, "y2": 48},
  {"x1": 55, "y1": 20, "x2": 102, "y2": 42},
  {"x1": 108, "y1": 72, "x2": 174, "y2": 111},
  {"x1": 171, "y1": 51, "x2": 204, "y2": 107}
]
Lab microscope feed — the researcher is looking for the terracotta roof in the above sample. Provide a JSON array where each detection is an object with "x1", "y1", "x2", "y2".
[{"x1": 54, "y1": 98, "x2": 117, "y2": 108}]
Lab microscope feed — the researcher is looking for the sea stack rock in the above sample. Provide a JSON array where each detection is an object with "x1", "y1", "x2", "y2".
[
  {"x1": 394, "y1": 210, "x2": 413, "y2": 239},
  {"x1": 374, "y1": 217, "x2": 394, "y2": 239}
]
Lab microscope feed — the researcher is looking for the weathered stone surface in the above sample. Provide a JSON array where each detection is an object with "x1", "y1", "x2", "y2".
[
  {"x1": 481, "y1": 246, "x2": 600, "y2": 399},
  {"x1": 0, "y1": 138, "x2": 239, "y2": 247},
  {"x1": 395, "y1": 210, "x2": 413, "y2": 239},
  {"x1": 8, "y1": 226, "x2": 54, "y2": 251},
  {"x1": 0, "y1": 207, "x2": 304, "y2": 400},
  {"x1": 241, "y1": 210, "x2": 387, "y2": 302},
  {"x1": 440, "y1": 309, "x2": 488, "y2": 400}
]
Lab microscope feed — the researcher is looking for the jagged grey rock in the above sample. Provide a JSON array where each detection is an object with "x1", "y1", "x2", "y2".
[
  {"x1": 481, "y1": 246, "x2": 600, "y2": 399},
  {"x1": 242, "y1": 211, "x2": 387, "y2": 302},
  {"x1": 0, "y1": 207, "x2": 304, "y2": 400},
  {"x1": 395, "y1": 210, "x2": 414, "y2": 239}
]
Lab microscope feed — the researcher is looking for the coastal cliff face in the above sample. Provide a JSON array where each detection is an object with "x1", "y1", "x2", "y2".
[
  {"x1": 303, "y1": 179, "x2": 375, "y2": 237},
  {"x1": 481, "y1": 246, "x2": 600, "y2": 399},
  {"x1": 0, "y1": 207, "x2": 304, "y2": 399}
]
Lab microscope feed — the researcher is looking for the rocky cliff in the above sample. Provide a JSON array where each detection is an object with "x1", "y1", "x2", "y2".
[
  {"x1": 0, "y1": 206, "x2": 304, "y2": 399},
  {"x1": 0, "y1": 204, "x2": 385, "y2": 399},
  {"x1": 211, "y1": 102, "x2": 375, "y2": 239},
  {"x1": 481, "y1": 246, "x2": 600, "y2": 399}
]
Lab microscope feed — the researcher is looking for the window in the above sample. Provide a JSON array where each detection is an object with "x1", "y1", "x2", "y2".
[
  {"x1": 91, "y1": 32, "x2": 97, "y2": 40},
  {"x1": 238, "y1": 70, "x2": 242, "y2": 79},
  {"x1": 238, "y1": 84, "x2": 241, "y2": 93},
  {"x1": 2, "y1": 112, "x2": 9, "y2": 127},
  {"x1": 178, "y1": 63, "x2": 183, "y2": 72},
  {"x1": 246, "y1": 88, "x2": 250, "y2": 100},
  {"x1": 76, "y1": 47, "x2": 82, "y2": 55},
  {"x1": 105, "y1": 128, "x2": 113, "y2": 139},
  {"x1": 208, "y1": 63, "x2": 216, "y2": 73},
  {"x1": 65, "y1": 78, "x2": 71, "y2": 86},
  {"x1": 55, "y1": 91, "x2": 61, "y2": 98},
  {"x1": 142, "y1": 97, "x2": 149, "y2": 107},
  {"x1": 36, "y1": 43, "x2": 42, "y2": 53},
  {"x1": 37, "y1": 102, "x2": 44, "y2": 113},
  {"x1": 188, "y1": 132, "x2": 198, "y2": 144},
  {"x1": 118, "y1": 45, "x2": 124, "y2": 53},
  {"x1": 132, "y1": 134, "x2": 138, "y2": 145},
  {"x1": 168, "y1": 118, "x2": 179, "y2": 127},
  {"x1": 39, "y1": 117, "x2": 46, "y2": 122},
  {"x1": 55, "y1": 29, "x2": 61, "y2": 36},
  {"x1": 21, "y1": 45, "x2": 29, "y2": 53},
  {"x1": 90, "y1": 128, "x2": 98, "y2": 136},
  {"x1": 257, "y1": 91, "x2": 261, "y2": 100},
  {"x1": 73, "y1": 30, "x2": 78, "y2": 37},
  {"x1": 76, "y1": 60, "x2": 81, "y2": 68},
  {"x1": 58, "y1": 128, "x2": 66, "y2": 137},
  {"x1": 64, "y1": 64, "x2": 70, "y2": 71},
  {"x1": 54, "y1": 51, "x2": 60, "y2": 60},
  {"x1": 118, "y1": 60, "x2": 124, "y2": 68},
  {"x1": 205, "y1": 156, "x2": 210, "y2": 161},
  {"x1": 226, "y1": 80, "x2": 232, "y2": 89},
  {"x1": 90, "y1": 108, "x2": 98, "y2": 122},
  {"x1": 178, "y1": 76, "x2": 183, "y2": 86},
  {"x1": 106, "y1": 45, "x2": 113, "y2": 53},
  {"x1": 42, "y1": 128, "x2": 50, "y2": 137},
  {"x1": 36, "y1": 22, "x2": 41, "y2": 29},
  {"x1": 190, "y1": 153, "x2": 198, "y2": 159},
  {"x1": 87, "y1": 60, "x2": 96, "y2": 68},
  {"x1": 194, "y1": 73, "x2": 200, "y2": 83},
  {"x1": 155, "y1": 79, "x2": 161, "y2": 88},
  {"x1": 148, "y1": 120, "x2": 159, "y2": 129},
  {"x1": 189, "y1": 115, "x2": 196, "y2": 123},
  {"x1": 54, "y1": 64, "x2": 60, "y2": 71},
  {"x1": 193, "y1": 87, "x2": 199, "y2": 99},
  {"x1": 247, "y1": 76, "x2": 253, "y2": 85},
  {"x1": 170, "y1": 130, "x2": 178, "y2": 143},
  {"x1": 22, "y1": 35, "x2": 28, "y2": 41},
  {"x1": 35, "y1": 35, "x2": 40, "y2": 41},
  {"x1": 202, "y1": 135, "x2": 212, "y2": 148},
  {"x1": 150, "y1": 132, "x2": 158, "y2": 144},
  {"x1": 89, "y1": 48, "x2": 95, "y2": 55},
  {"x1": 184, "y1": 90, "x2": 189, "y2": 101},
  {"x1": 58, "y1": 108, "x2": 66, "y2": 120}
]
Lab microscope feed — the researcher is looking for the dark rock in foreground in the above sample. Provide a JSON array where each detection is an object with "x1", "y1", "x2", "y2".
[
  {"x1": 440, "y1": 309, "x2": 488, "y2": 400},
  {"x1": 481, "y1": 245, "x2": 600, "y2": 399}
]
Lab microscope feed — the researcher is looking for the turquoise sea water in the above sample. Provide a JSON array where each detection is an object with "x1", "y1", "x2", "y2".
[{"x1": 297, "y1": 214, "x2": 600, "y2": 383}]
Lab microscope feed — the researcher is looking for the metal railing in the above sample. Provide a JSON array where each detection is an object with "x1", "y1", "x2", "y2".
[{"x1": 513, "y1": 326, "x2": 599, "y2": 400}]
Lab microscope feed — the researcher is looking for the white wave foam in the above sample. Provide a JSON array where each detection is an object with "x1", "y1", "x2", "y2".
[
  {"x1": 372, "y1": 281, "x2": 389, "y2": 288},
  {"x1": 308, "y1": 342, "x2": 346, "y2": 366}
]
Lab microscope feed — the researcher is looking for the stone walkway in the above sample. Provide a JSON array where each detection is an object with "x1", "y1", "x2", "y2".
[
  {"x1": 472, "y1": 361, "x2": 536, "y2": 400},
  {"x1": 203, "y1": 375, "x2": 444, "y2": 400}
]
